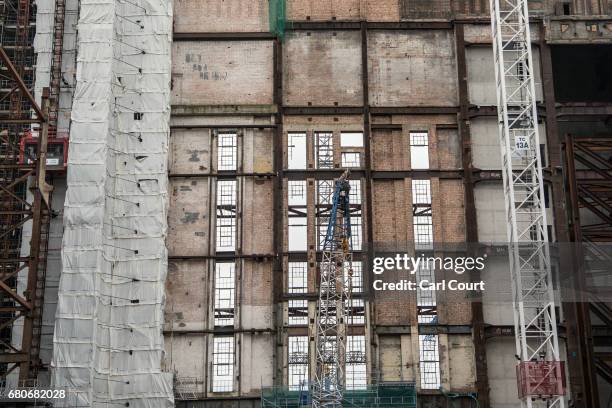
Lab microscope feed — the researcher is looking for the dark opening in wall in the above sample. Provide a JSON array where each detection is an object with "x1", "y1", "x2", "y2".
[
  {"x1": 563, "y1": 3, "x2": 571, "y2": 14},
  {"x1": 551, "y1": 45, "x2": 612, "y2": 102}
]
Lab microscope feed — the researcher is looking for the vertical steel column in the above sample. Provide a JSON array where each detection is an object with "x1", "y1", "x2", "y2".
[
  {"x1": 19, "y1": 91, "x2": 51, "y2": 382},
  {"x1": 455, "y1": 23, "x2": 491, "y2": 408},
  {"x1": 272, "y1": 37, "x2": 285, "y2": 386},
  {"x1": 0, "y1": 42, "x2": 51, "y2": 382},
  {"x1": 360, "y1": 20, "x2": 377, "y2": 381}
]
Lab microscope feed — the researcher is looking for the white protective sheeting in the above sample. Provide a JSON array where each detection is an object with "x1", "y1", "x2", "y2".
[{"x1": 51, "y1": 0, "x2": 174, "y2": 406}]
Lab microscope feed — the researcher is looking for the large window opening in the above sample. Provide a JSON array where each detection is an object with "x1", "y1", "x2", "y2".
[
  {"x1": 288, "y1": 262, "x2": 308, "y2": 294},
  {"x1": 412, "y1": 180, "x2": 433, "y2": 250},
  {"x1": 216, "y1": 180, "x2": 236, "y2": 252},
  {"x1": 214, "y1": 263, "x2": 235, "y2": 327},
  {"x1": 410, "y1": 131, "x2": 430, "y2": 169},
  {"x1": 288, "y1": 132, "x2": 307, "y2": 169},
  {"x1": 418, "y1": 334, "x2": 441, "y2": 389},
  {"x1": 551, "y1": 45, "x2": 612, "y2": 102},
  {"x1": 288, "y1": 299, "x2": 308, "y2": 325},
  {"x1": 316, "y1": 180, "x2": 362, "y2": 251},
  {"x1": 346, "y1": 335, "x2": 367, "y2": 390},
  {"x1": 212, "y1": 336, "x2": 234, "y2": 392},
  {"x1": 288, "y1": 336, "x2": 309, "y2": 391},
  {"x1": 316, "y1": 132, "x2": 334, "y2": 169},
  {"x1": 217, "y1": 132, "x2": 237, "y2": 171}
]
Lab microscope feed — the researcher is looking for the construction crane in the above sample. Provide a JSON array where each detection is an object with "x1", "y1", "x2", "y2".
[
  {"x1": 489, "y1": 0, "x2": 566, "y2": 406},
  {"x1": 312, "y1": 170, "x2": 353, "y2": 408}
]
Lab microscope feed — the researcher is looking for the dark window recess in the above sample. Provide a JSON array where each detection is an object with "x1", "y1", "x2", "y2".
[
  {"x1": 544, "y1": 185, "x2": 550, "y2": 209},
  {"x1": 547, "y1": 225, "x2": 554, "y2": 242},
  {"x1": 551, "y1": 45, "x2": 612, "y2": 102},
  {"x1": 563, "y1": 3, "x2": 571, "y2": 14},
  {"x1": 539, "y1": 144, "x2": 547, "y2": 168}
]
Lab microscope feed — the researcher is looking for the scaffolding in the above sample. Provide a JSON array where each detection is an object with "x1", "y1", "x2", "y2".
[
  {"x1": 0, "y1": 0, "x2": 54, "y2": 384},
  {"x1": 563, "y1": 135, "x2": 612, "y2": 404},
  {"x1": 50, "y1": 0, "x2": 175, "y2": 404},
  {"x1": 261, "y1": 382, "x2": 417, "y2": 408}
]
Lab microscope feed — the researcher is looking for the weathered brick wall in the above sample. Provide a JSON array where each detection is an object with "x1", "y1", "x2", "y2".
[
  {"x1": 283, "y1": 31, "x2": 363, "y2": 106},
  {"x1": 368, "y1": 30, "x2": 458, "y2": 106},
  {"x1": 174, "y1": 0, "x2": 269, "y2": 32},
  {"x1": 287, "y1": 0, "x2": 400, "y2": 21},
  {"x1": 172, "y1": 41, "x2": 274, "y2": 106},
  {"x1": 168, "y1": 178, "x2": 212, "y2": 257}
]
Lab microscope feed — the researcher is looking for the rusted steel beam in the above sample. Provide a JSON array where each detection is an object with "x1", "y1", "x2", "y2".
[
  {"x1": 17, "y1": 90, "x2": 52, "y2": 381},
  {"x1": 0, "y1": 280, "x2": 32, "y2": 310},
  {"x1": 0, "y1": 47, "x2": 46, "y2": 121},
  {"x1": 0, "y1": 353, "x2": 28, "y2": 364},
  {"x1": 272, "y1": 37, "x2": 285, "y2": 387},
  {"x1": 563, "y1": 134, "x2": 602, "y2": 408}
]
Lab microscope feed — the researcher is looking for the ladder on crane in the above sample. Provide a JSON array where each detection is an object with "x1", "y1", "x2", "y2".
[
  {"x1": 489, "y1": 0, "x2": 566, "y2": 406},
  {"x1": 312, "y1": 170, "x2": 353, "y2": 408}
]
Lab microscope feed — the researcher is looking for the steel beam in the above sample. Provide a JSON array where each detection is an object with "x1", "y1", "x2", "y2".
[
  {"x1": 0, "y1": 47, "x2": 46, "y2": 122},
  {"x1": 361, "y1": 19, "x2": 377, "y2": 381},
  {"x1": 455, "y1": 22, "x2": 491, "y2": 408},
  {"x1": 173, "y1": 32, "x2": 276, "y2": 41},
  {"x1": 288, "y1": 21, "x2": 453, "y2": 31},
  {"x1": 272, "y1": 37, "x2": 284, "y2": 387}
]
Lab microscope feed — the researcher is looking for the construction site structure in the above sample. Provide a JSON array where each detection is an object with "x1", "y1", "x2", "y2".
[
  {"x1": 262, "y1": 383, "x2": 417, "y2": 408},
  {"x1": 489, "y1": 0, "x2": 566, "y2": 405},
  {"x1": 0, "y1": 0, "x2": 55, "y2": 385},
  {"x1": 0, "y1": 0, "x2": 611, "y2": 407},
  {"x1": 311, "y1": 170, "x2": 352, "y2": 407}
]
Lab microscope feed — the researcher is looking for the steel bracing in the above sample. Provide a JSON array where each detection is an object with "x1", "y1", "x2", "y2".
[
  {"x1": 0, "y1": 46, "x2": 52, "y2": 382},
  {"x1": 312, "y1": 170, "x2": 352, "y2": 408},
  {"x1": 564, "y1": 135, "x2": 612, "y2": 406},
  {"x1": 489, "y1": 0, "x2": 566, "y2": 406}
]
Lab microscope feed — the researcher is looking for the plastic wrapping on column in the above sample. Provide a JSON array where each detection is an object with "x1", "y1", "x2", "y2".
[
  {"x1": 51, "y1": 0, "x2": 174, "y2": 406},
  {"x1": 268, "y1": 0, "x2": 286, "y2": 40}
]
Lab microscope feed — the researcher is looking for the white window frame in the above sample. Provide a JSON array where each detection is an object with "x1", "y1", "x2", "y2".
[
  {"x1": 340, "y1": 132, "x2": 364, "y2": 147},
  {"x1": 418, "y1": 334, "x2": 441, "y2": 389},
  {"x1": 288, "y1": 262, "x2": 308, "y2": 294},
  {"x1": 214, "y1": 263, "x2": 235, "y2": 327},
  {"x1": 341, "y1": 152, "x2": 361, "y2": 168},
  {"x1": 217, "y1": 132, "x2": 237, "y2": 171},
  {"x1": 212, "y1": 336, "x2": 234, "y2": 392},
  {"x1": 288, "y1": 336, "x2": 309, "y2": 391},
  {"x1": 288, "y1": 180, "x2": 307, "y2": 206},
  {"x1": 288, "y1": 216, "x2": 307, "y2": 252},
  {"x1": 315, "y1": 132, "x2": 334, "y2": 169},
  {"x1": 216, "y1": 180, "x2": 237, "y2": 252},
  {"x1": 410, "y1": 131, "x2": 430, "y2": 169},
  {"x1": 288, "y1": 299, "x2": 309, "y2": 325},
  {"x1": 346, "y1": 335, "x2": 366, "y2": 390},
  {"x1": 288, "y1": 132, "x2": 307, "y2": 169}
]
